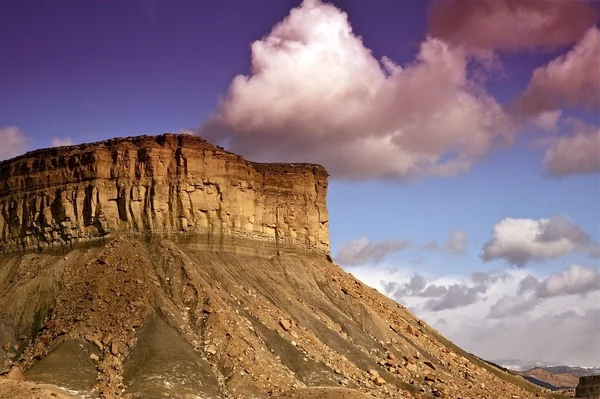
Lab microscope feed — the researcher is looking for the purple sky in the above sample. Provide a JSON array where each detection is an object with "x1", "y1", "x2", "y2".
[
  {"x1": 1, "y1": 0, "x2": 583, "y2": 146},
  {"x1": 2, "y1": 0, "x2": 428, "y2": 144},
  {"x1": 1, "y1": 0, "x2": 599, "y2": 367}
]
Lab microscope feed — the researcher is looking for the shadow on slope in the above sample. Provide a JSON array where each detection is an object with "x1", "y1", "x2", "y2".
[{"x1": 123, "y1": 314, "x2": 222, "y2": 399}]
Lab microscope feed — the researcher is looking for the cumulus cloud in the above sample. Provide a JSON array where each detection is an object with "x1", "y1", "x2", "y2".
[
  {"x1": 482, "y1": 215, "x2": 599, "y2": 266},
  {"x1": 426, "y1": 230, "x2": 469, "y2": 255},
  {"x1": 384, "y1": 274, "x2": 447, "y2": 299},
  {"x1": 427, "y1": 0, "x2": 598, "y2": 53},
  {"x1": 533, "y1": 109, "x2": 562, "y2": 132},
  {"x1": 202, "y1": 0, "x2": 510, "y2": 180},
  {"x1": 493, "y1": 266, "x2": 600, "y2": 319},
  {"x1": 516, "y1": 26, "x2": 600, "y2": 114},
  {"x1": 472, "y1": 271, "x2": 510, "y2": 286},
  {"x1": 448, "y1": 231, "x2": 468, "y2": 254},
  {"x1": 51, "y1": 137, "x2": 73, "y2": 147},
  {"x1": 542, "y1": 121, "x2": 600, "y2": 177},
  {"x1": 424, "y1": 283, "x2": 486, "y2": 311},
  {"x1": 0, "y1": 126, "x2": 28, "y2": 161},
  {"x1": 488, "y1": 295, "x2": 539, "y2": 319},
  {"x1": 383, "y1": 271, "x2": 501, "y2": 311},
  {"x1": 383, "y1": 274, "x2": 425, "y2": 297},
  {"x1": 517, "y1": 275, "x2": 540, "y2": 294},
  {"x1": 335, "y1": 236, "x2": 410, "y2": 266},
  {"x1": 537, "y1": 264, "x2": 600, "y2": 298}
]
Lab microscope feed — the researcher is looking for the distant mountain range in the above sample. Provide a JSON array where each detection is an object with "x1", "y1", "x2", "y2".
[
  {"x1": 493, "y1": 359, "x2": 600, "y2": 375},
  {"x1": 493, "y1": 359, "x2": 559, "y2": 372},
  {"x1": 490, "y1": 359, "x2": 600, "y2": 391}
]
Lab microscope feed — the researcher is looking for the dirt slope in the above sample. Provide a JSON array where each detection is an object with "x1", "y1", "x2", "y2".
[
  {"x1": 0, "y1": 378, "x2": 79, "y2": 399},
  {"x1": 0, "y1": 236, "x2": 566, "y2": 399}
]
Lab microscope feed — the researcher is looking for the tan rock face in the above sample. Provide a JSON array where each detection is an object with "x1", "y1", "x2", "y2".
[{"x1": 0, "y1": 134, "x2": 330, "y2": 254}]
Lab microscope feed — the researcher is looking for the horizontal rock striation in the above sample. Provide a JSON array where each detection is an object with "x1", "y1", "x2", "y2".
[
  {"x1": 0, "y1": 134, "x2": 329, "y2": 254},
  {"x1": 577, "y1": 375, "x2": 600, "y2": 399}
]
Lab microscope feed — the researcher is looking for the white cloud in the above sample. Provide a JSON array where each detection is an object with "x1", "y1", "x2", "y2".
[
  {"x1": 382, "y1": 269, "x2": 508, "y2": 313},
  {"x1": 425, "y1": 230, "x2": 469, "y2": 255},
  {"x1": 423, "y1": 283, "x2": 486, "y2": 311},
  {"x1": 517, "y1": 275, "x2": 540, "y2": 294},
  {"x1": 51, "y1": 137, "x2": 73, "y2": 147},
  {"x1": 490, "y1": 265, "x2": 600, "y2": 319},
  {"x1": 517, "y1": 26, "x2": 600, "y2": 114},
  {"x1": 542, "y1": 121, "x2": 600, "y2": 177},
  {"x1": 349, "y1": 262, "x2": 600, "y2": 367},
  {"x1": 488, "y1": 295, "x2": 539, "y2": 319},
  {"x1": 447, "y1": 230, "x2": 468, "y2": 255},
  {"x1": 482, "y1": 216, "x2": 598, "y2": 266},
  {"x1": 0, "y1": 126, "x2": 28, "y2": 161},
  {"x1": 537, "y1": 264, "x2": 600, "y2": 298},
  {"x1": 202, "y1": 0, "x2": 510, "y2": 180},
  {"x1": 384, "y1": 274, "x2": 448, "y2": 299},
  {"x1": 533, "y1": 109, "x2": 562, "y2": 131},
  {"x1": 335, "y1": 236, "x2": 410, "y2": 266}
]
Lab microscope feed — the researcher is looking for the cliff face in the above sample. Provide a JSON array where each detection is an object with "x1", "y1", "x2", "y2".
[
  {"x1": 0, "y1": 134, "x2": 329, "y2": 254},
  {"x1": 577, "y1": 375, "x2": 600, "y2": 399}
]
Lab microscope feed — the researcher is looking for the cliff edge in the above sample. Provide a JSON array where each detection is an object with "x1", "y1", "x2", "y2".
[{"x1": 0, "y1": 134, "x2": 329, "y2": 254}]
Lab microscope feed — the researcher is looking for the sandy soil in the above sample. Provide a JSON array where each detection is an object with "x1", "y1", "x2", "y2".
[{"x1": 0, "y1": 377, "x2": 78, "y2": 399}]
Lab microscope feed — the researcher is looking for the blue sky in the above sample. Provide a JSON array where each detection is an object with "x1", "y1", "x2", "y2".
[
  {"x1": 1, "y1": 0, "x2": 599, "y2": 366},
  {"x1": 329, "y1": 136, "x2": 599, "y2": 275}
]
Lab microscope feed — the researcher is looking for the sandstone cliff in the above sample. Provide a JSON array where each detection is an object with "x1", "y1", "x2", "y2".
[{"x1": 0, "y1": 134, "x2": 329, "y2": 254}]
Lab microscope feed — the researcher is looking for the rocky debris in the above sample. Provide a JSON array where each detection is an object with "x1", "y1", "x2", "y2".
[
  {"x1": 206, "y1": 344, "x2": 217, "y2": 355},
  {"x1": 6, "y1": 366, "x2": 25, "y2": 381},
  {"x1": 11, "y1": 238, "x2": 152, "y2": 399},
  {"x1": 374, "y1": 377, "x2": 385, "y2": 386},
  {"x1": 425, "y1": 360, "x2": 437, "y2": 370},
  {"x1": 110, "y1": 343, "x2": 119, "y2": 356},
  {"x1": 279, "y1": 318, "x2": 293, "y2": 331}
]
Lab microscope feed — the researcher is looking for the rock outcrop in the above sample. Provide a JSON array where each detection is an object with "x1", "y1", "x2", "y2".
[
  {"x1": 577, "y1": 375, "x2": 600, "y2": 399},
  {"x1": 0, "y1": 134, "x2": 329, "y2": 254},
  {"x1": 0, "y1": 135, "x2": 563, "y2": 399}
]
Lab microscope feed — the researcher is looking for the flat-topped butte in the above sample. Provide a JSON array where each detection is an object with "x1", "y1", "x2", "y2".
[{"x1": 0, "y1": 134, "x2": 330, "y2": 254}]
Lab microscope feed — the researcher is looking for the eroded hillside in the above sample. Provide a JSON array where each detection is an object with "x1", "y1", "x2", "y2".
[{"x1": 0, "y1": 135, "x2": 564, "y2": 399}]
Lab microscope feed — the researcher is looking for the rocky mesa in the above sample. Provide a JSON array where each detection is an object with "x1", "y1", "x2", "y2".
[
  {"x1": 0, "y1": 134, "x2": 329, "y2": 254},
  {"x1": 0, "y1": 134, "x2": 569, "y2": 399}
]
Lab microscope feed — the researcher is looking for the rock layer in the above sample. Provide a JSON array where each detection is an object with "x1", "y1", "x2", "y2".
[
  {"x1": 0, "y1": 134, "x2": 329, "y2": 254},
  {"x1": 577, "y1": 375, "x2": 600, "y2": 399}
]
